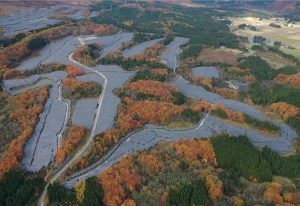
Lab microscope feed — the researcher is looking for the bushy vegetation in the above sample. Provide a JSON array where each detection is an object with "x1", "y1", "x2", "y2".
[
  {"x1": 211, "y1": 108, "x2": 228, "y2": 119},
  {"x1": 48, "y1": 182, "x2": 77, "y2": 205},
  {"x1": 0, "y1": 170, "x2": 44, "y2": 206},
  {"x1": 23, "y1": 63, "x2": 66, "y2": 76},
  {"x1": 238, "y1": 56, "x2": 276, "y2": 80},
  {"x1": 286, "y1": 116, "x2": 300, "y2": 132},
  {"x1": 212, "y1": 135, "x2": 300, "y2": 182},
  {"x1": 212, "y1": 135, "x2": 273, "y2": 182},
  {"x1": 244, "y1": 114, "x2": 279, "y2": 133},
  {"x1": 82, "y1": 177, "x2": 104, "y2": 206},
  {"x1": 261, "y1": 147, "x2": 300, "y2": 178},
  {"x1": 219, "y1": 169, "x2": 243, "y2": 196},
  {"x1": 73, "y1": 43, "x2": 100, "y2": 67},
  {"x1": 92, "y1": 1, "x2": 239, "y2": 48},
  {"x1": 181, "y1": 44, "x2": 203, "y2": 60},
  {"x1": 253, "y1": 36, "x2": 266, "y2": 44},
  {"x1": 277, "y1": 66, "x2": 299, "y2": 75},
  {"x1": 171, "y1": 91, "x2": 187, "y2": 105},
  {"x1": 133, "y1": 32, "x2": 162, "y2": 43},
  {"x1": 0, "y1": 33, "x2": 26, "y2": 48},
  {"x1": 132, "y1": 69, "x2": 167, "y2": 82},
  {"x1": 246, "y1": 83, "x2": 300, "y2": 107},
  {"x1": 62, "y1": 78, "x2": 102, "y2": 100},
  {"x1": 0, "y1": 88, "x2": 49, "y2": 178},
  {"x1": 163, "y1": 33, "x2": 175, "y2": 45},
  {"x1": 0, "y1": 93, "x2": 21, "y2": 152},
  {"x1": 166, "y1": 180, "x2": 209, "y2": 206},
  {"x1": 181, "y1": 108, "x2": 200, "y2": 123},
  {"x1": 27, "y1": 36, "x2": 47, "y2": 50},
  {"x1": 269, "y1": 23, "x2": 281, "y2": 28},
  {"x1": 48, "y1": 177, "x2": 103, "y2": 206},
  {"x1": 100, "y1": 56, "x2": 166, "y2": 71}
]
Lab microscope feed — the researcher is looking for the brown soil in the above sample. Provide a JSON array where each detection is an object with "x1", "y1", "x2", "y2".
[{"x1": 197, "y1": 48, "x2": 241, "y2": 65}]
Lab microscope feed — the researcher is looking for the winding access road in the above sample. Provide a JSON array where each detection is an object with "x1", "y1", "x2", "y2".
[{"x1": 38, "y1": 37, "x2": 108, "y2": 206}]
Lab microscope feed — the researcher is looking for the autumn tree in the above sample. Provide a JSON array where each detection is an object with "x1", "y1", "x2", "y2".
[
  {"x1": 66, "y1": 64, "x2": 85, "y2": 77},
  {"x1": 82, "y1": 177, "x2": 104, "y2": 206},
  {"x1": 100, "y1": 157, "x2": 141, "y2": 206},
  {"x1": 166, "y1": 180, "x2": 209, "y2": 206},
  {"x1": 62, "y1": 78, "x2": 101, "y2": 99},
  {"x1": 0, "y1": 87, "x2": 49, "y2": 179},
  {"x1": 264, "y1": 182, "x2": 283, "y2": 205},
  {"x1": 138, "y1": 154, "x2": 161, "y2": 176},
  {"x1": 205, "y1": 175, "x2": 224, "y2": 202},
  {"x1": 269, "y1": 102, "x2": 300, "y2": 120},
  {"x1": 275, "y1": 72, "x2": 300, "y2": 88},
  {"x1": 55, "y1": 125, "x2": 86, "y2": 165},
  {"x1": 172, "y1": 139, "x2": 216, "y2": 165},
  {"x1": 117, "y1": 98, "x2": 186, "y2": 134},
  {"x1": 125, "y1": 80, "x2": 177, "y2": 102},
  {"x1": 73, "y1": 43, "x2": 100, "y2": 67}
]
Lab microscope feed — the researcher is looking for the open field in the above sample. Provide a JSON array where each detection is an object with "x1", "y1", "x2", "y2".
[
  {"x1": 197, "y1": 47, "x2": 242, "y2": 65},
  {"x1": 229, "y1": 16, "x2": 300, "y2": 59}
]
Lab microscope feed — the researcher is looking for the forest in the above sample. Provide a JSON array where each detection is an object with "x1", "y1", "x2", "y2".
[
  {"x1": 47, "y1": 177, "x2": 103, "y2": 206},
  {"x1": 92, "y1": 1, "x2": 239, "y2": 49},
  {"x1": 62, "y1": 78, "x2": 102, "y2": 100},
  {"x1": 166, "y1": 180, "x2": 209, "y2": 206},
  {"x1": 100, "y1": 55, "x2": 166, "y2": 71},
  {"x1": 0, "y1": 1, "x2": 299, "y2": 205},
  {"x1": 0, "y1": 170, "x2": 45, "y2": 206},
  {"x1": 210, "y1": 103, "x2": 279, "y2": 134},
  {"x1": 245, "y1": 83, "x2": 300, "y2": 107},
  {"x1": 0, "y1": 88, "x2": 49, "y2": 179},
  {"x1": 55, "y1": 125, "x2": 86, "y2": 165},
  {"x1": 59, "y1": 135, "x2": 300, "y2": 206},
  {"x1": 211, "y1": 135, "x2": 300, "y2": 181},
  {"x1": 73, "y1": 43, "x2": 101, "y2": 67}
]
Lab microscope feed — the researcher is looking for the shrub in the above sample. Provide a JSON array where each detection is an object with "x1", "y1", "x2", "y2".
[
  {"x1": 244, "y1": 114, "x2": 279, "y2": 132},
  {"x1": 261, "y1": 147, "x2": 300, "y2": 178},
  {"x1": 171, "y1": 91, "x2": 187, "y2": 105},
  {"x1": 238, "y1": 56, "x2": 276, "y2": 80},
  {"x1": 47, "y1": 182, "x2": 77, "y2": 205},
  {"x1": 27, "y1": 36, "x2": 46, "y2": 50},
  {"x1": 166, "y1": 180, "x2": 209, "y2": 206},
  {"x1": 181, "y1": 108, "x2": 200, "y2": 123},
  {"x1": 0, "y1": 170, "x2": 44, "y2": 206},
  {"x1": 211, "y1": 108, "x2": 228, "y2": 119}
]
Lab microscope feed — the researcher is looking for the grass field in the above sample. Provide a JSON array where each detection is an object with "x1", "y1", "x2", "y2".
[{"x1": 229, "y1": 16, "x2": 300, "y2": 60}]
